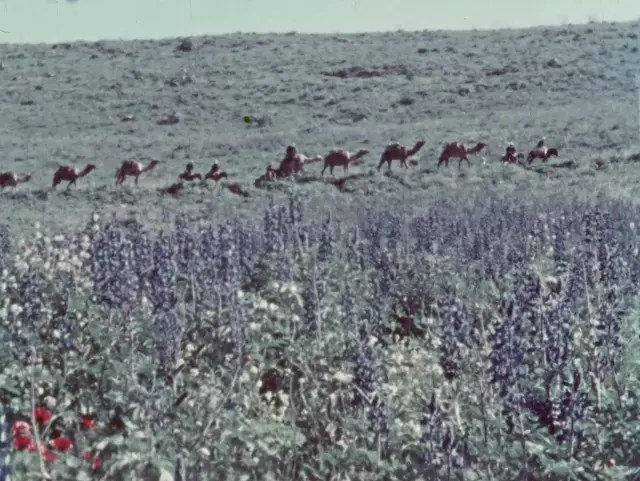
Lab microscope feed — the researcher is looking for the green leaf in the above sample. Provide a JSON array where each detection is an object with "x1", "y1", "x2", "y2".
[{"x1": 543, "y1": 460, "x2": 580, "y2": 479}]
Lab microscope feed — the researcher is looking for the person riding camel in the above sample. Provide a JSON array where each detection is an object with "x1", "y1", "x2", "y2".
[{"x1": 502, "y1": 142, "x2": 519, "y2": 163}]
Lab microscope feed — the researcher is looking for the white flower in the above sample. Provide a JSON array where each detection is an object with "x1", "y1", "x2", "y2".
[
  {"x1": 268, "y1": 302, "x2": 278, "y2": 312},
  {"x1": 9, "y1": 304, "x2": 22, "y2": 316},
  {"x1": 332, "y1": 371, "x2": 353, "y2": 383},
  {"x1": 57, "y1": 261, "x2": 71, "y2": 272},
  {"x1": 258, "y1": 299, "x2": 268, "y2": 310},
  {"x1": 53, "y1": 235, "x2": 65, "y2": 243},
  {"x1": 199, "y1": 447, "x2": 211, "y2": 457}
]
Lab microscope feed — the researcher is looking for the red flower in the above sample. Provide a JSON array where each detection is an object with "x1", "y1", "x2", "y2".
[
  {"x1": 30, "y1": 442, "x2": 56, "y2": 462},
  {"x1": 51, "y1": 436, "x2": 73, "y2": 451},
  {"x1": 34, "y1": 407, "x2": 51, "y2": 427},
  {"x1": 83, "y1": 451, "x2": 102, "y2": 470},
  {"x1": 80, "y1": 415, "x2": 95, "y2": 429},
  {"x1": 12, "y1": 420, "x2": 31, "y2": 437},
  {"x1": 13, "y1": 434, "x2": 33, "y2": 451}
]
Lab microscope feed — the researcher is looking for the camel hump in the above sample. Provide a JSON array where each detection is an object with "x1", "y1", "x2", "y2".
[{"x1": 387, "y1": 141, "x2": 400, "y2": 147}]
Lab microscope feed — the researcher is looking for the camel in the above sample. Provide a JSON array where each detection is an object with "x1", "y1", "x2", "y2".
[
  {"x1": 527, "y1": 145, "x2": 559, "y2": 164},
  {"x1": 265, "y1": 165, "x2": 287, "y2": 180},
  {"x1": 437, "y1": 141, "x2": 487, "y2": 168},
  {"x1": 115, "y1": 159, "x2": 160, "y2": 186},
  {"x1": 254, "y1": 164, "x2": 290, "y2": 187},
  {"x1": 277, "y1": 146, "x2": 322, "y2": 176},
  {"x1": 277, "y1": 146, "x2": 303, "y2": 176},
  {"x1": 53, "y1": 164, "x2": 96, "y2": 190},
  {"x1": 257, "y1": 165, "x2": 279, "y2": 183},
  {"x1": 377, "y1": 140, "x2": 425, "y2": 171},
  {"x1": 501, "y1": 143, "x2": 525, "y2": 163},
  {"x1": 0, "y1": 172, "x2": 32, "y2": 188},
  {"x1": 178, "y1": 162, "x2": 202, "y2": 182},
  {"x1": 525, "y1": 137, "x2": 559, "y2": 164},
  {"x1": 204, "y1": 162, "x2": 228, "y2": 183},
  {"x1": 321, "y1": 149, "x2": 369, "y2": 176}
]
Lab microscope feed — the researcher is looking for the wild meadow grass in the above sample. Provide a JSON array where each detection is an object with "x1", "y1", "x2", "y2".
[{"x1": 0, "y1": 186, "x2": 639, "y2": 481}]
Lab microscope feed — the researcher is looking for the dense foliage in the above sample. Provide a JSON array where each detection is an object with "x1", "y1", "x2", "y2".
[{"x1": 1, "y1": 188, "x2": 639, "y2": 481}]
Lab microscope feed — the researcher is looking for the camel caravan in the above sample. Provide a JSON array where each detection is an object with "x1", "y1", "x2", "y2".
[{"x1": 0, "y1": 137, "x2": 561, "y2": 193}]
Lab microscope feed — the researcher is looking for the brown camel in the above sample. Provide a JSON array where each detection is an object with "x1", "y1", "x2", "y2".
[
  {"x1": 203, "y1": 162, "x2": 228, "y2": 183},
  {"x1": 266, "y1": 165, "x2": 287, "y2": 179},
  {"x1": 501, "y1": 143, "x2": 525, "y2": 163},
  {"x1": 377, "y1": 140, "x2": 425, "y2": 171},
  {"x1": 321, "y1": 149, "x2": 369, "y2": 175},
  {"x1": 53, "y1": 164, "x2": 96, "y2": 190},
  {"x1": 205, "y1": 171, "x2": 228, "y2": 183},
  {"x1": 178, "y1": 162, "x2": 202, "y2": 181},
  {"x1": 277, "y1": 146, "x2": 322, "y2": 176},
  {"x1": 0, "y1": 172, "x2": 32, "y2": 188},
  {"x1": 437, "y1": 141, "x2": 487, "y2": 168},
  {"x1": 527, "y1": 146, "x2": 559, "y2": 164},
  {"x1": 115, "y1": 159, "x2": 160, "y2": 185}
]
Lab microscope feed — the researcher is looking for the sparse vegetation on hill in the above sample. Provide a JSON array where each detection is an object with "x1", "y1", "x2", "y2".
[{"x1": 1, "y1": 19, "x2": 640, "y2": 481}]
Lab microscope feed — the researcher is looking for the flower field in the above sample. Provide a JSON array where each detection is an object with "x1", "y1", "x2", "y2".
[{"x1": 0, "y1": 187, "x2": 639, "y2": 481}]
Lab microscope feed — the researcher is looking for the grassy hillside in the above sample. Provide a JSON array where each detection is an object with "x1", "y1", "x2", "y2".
[
  {"x1": 1, "y1": 20, "x2": 640, "y2": 481},
  {"x1": 0, "y1": 20, "x2": 639, "y2": 229}
]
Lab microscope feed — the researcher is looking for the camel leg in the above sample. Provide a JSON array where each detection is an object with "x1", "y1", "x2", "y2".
[
  {"x1": 464, "y1": 156, "x2": 471, "y2": 167},
  {"x1": 330, "y1": 166, "x2": 334, "y2": 176},
  {"x1": 437, "y1": 158, "x2": 446, "y2": 168},
  {"x1": 321, "y1": 165, "x2": 327, "y2": 176},
  {"x1": 135, "y1": 175, "x2": 139, "y2": 186},
  {"x1": 377, "y1": 159, "x2": 384, "y2": 171}
]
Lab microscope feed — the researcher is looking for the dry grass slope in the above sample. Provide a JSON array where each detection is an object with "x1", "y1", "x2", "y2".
[{"x1": 0, "y1": 20, "x2": 639, "y2": 229}]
